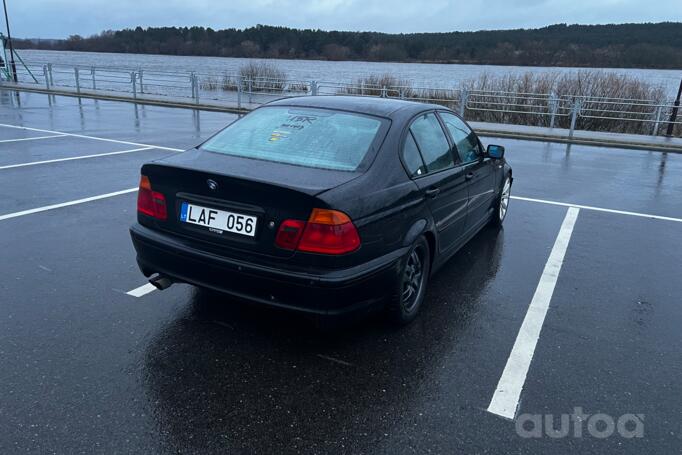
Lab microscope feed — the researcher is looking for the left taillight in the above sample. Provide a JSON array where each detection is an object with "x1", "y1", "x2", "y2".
[{"x1": 137, "y1": 175, "x2": 167, "y2": 221}]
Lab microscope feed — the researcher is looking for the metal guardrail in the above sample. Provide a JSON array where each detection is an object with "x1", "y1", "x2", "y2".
[{"x1": 6, "y1": 61, "x2": 682, "y2": 137}]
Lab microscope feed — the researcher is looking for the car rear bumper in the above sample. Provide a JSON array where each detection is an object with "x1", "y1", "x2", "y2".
[{"x1": 130, "y1": 223, "x2": 406, "y2": 316}]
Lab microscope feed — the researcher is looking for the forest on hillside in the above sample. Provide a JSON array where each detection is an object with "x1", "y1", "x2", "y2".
[{"x1": 16, "y1": 22, "x2": 682, "y2": 68}]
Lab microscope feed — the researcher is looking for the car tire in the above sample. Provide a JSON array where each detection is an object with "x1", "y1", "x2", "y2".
[
  {"x1": 491, "y1": 174, "x2": 512, "y2": 227},
  {"x1": 387, "y1": 236, "x2": 431, "y2": 325}
]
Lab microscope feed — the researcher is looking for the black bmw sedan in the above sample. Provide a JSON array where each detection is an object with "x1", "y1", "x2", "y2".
[{"x1": 130, "y1": 96, "x2": 512, "y2": 324}]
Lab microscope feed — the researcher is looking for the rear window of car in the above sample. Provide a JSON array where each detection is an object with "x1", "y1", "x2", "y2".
[{"x1": 200, "y1": 106, "x2": 384, "y2": 171}]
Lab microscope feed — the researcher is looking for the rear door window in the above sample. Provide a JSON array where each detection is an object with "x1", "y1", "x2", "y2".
[
  {"x1": 439, "y1": 112, "x2": 481, "y2": 164},
  {"x1": 409, "y1": 113, "x2": 454, "y2": 173},
  {"x1": 201, "y1": 106, "x2": 385, "y2": 171},
  {"x1": 401, "y1": 132, "x2": 426, "y2": 178}
]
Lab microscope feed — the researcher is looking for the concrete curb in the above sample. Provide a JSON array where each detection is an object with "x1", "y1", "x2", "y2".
[
  {"x1": 477, "y1": 129, "x2": 682, "y2": 154},
  {"x1": 2, "y1": 84, "x2": 248, "y2": 115}
]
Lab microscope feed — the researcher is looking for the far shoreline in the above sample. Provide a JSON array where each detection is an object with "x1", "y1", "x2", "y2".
[{"x1": 16, "y1": 48, "x2": 682, "y2": 72}]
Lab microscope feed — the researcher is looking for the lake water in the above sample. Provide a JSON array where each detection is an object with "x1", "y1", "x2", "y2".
[{"x1": 18, "y1": 49, "x2": 682, "y2": 96}]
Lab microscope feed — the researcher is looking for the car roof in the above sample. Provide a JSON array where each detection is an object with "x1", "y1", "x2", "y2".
[{"x1": 266, "y1": 95, "x2": 446, "y2": 118}]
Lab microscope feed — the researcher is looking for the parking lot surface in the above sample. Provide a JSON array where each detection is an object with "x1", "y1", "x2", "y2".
[{"x1": 1, "y1": 90, "x2": 681, "y2": 454}]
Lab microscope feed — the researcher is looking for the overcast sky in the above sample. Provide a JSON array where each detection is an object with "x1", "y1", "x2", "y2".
[{"x1": 8, "y1": 0, "x2": 682, "y2": 39}]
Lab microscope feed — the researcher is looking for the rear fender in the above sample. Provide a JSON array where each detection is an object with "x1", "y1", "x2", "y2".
[{"x1": 402, "y1": 218, "x2": 428, "y2": 248}]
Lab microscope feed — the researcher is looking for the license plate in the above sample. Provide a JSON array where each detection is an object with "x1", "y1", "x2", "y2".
[{"x1": 179, "y1": 202, "x2": 257, "y2": 237}]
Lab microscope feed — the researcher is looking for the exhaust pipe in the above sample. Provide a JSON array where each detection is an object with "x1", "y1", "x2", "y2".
[{"x1": 149, "y1": 274, "x2": 173, "y2": 291}]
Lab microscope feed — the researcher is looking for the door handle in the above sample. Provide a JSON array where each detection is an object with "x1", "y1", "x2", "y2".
[
  {"x1": 425, "y1": 187, "x2": 440, "y2": 198},
  {"x1": 465, "y1": 172, "x2": 475, "y2": 181}
]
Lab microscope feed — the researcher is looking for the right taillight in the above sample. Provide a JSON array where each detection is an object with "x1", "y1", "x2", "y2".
[
  {"x1": 137, "y1": 175, "x2": 167, "y2": 220},
  {"x1": 275, "y1": 219, "x2": 306, "y2": 250},
  {"x1": 275, "y1": 208, "x2": 360, "y2": 255}
]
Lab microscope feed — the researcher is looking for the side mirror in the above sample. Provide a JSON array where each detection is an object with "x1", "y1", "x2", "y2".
[{"x1": 487, "y1": 144, "x2": 505, "y2": 159}]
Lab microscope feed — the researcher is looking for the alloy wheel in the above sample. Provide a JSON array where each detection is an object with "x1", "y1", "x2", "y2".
[
  {"x1": 500, "y1": 177, "x2": 511, "y2": 221},
  {"x1": 401, "y1": 246, "x2": 425, "y2": 312}
]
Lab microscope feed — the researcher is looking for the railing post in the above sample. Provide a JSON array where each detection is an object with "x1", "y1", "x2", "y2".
[
  {"x1": 43, "y1": 65, "x2": 50, "y2": 90},
  {"x1": 549, "y1": 92, "x2": 557, "y2": 129},
  {"x1": 74, "y1": 67, "x2": 80, "y2": 94},
  {"x1": 131, "y1": 71, "x2": 137, "y2": 99},
  {"x1": 189, "y1": 72, "x2": 194, "y2": 100},
  {"x1": 569, "y1": 98, "x2": 581, "y2": 140},
  {"x1": 459, "y1": 89, "x2": 469, "y2": 118},
  {"x1": 310, "y1": 80, "x2": 318, "y2": 96},
  {"x1": 666, "y1": 79, "x2": 682, "y2": 137},
  {"x1": 91, "y1": 67, "x2": 96, "y2": 90},
  {"x1": 381, "y1": 85, "x2": 387, "y2": 98},
  {"x1": 237, "y1": 75, "x2": 242, "y2": 110},
  {"x1": 138, "y1": 69, "x2": 144, "y2": 94},
  {"x1": 193, "y1": 74, "x2": 200, "y2": 104},
  {"x1": 652, "y1": 105, "x2": 663, "y2": 136},
  {"x1": 248, "y1": 78, "x2": 253, "y2": 104}
]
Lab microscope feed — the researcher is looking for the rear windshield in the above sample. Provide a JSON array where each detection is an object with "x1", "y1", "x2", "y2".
[{"x1": 200, "y1": 106, "x2": 384, "y2": 171}]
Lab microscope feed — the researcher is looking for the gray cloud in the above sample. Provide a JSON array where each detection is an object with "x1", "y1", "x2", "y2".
[{"x1": 8, "y1": 0, "x2": 682, "y2": 38}]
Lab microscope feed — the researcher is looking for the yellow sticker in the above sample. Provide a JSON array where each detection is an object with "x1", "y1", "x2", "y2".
[{"x1": 269, "y1": 130, "x2": 290, "y2": 142}]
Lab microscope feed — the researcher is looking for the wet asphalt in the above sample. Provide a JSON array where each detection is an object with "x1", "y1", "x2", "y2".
[{"x1": 0, "y1": 90, "x2": 681, "y2": 454}]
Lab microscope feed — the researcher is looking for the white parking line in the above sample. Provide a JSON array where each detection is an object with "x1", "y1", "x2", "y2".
[
  {"x1": 487, "y1": 206, "x2": 580, "y2": 420},
  {"x1": 0, "y1": 134, "x2": 66, "y2": 143},
  {"x1": 0, "y1": 187, "x2": 137, "y2": 221},
  {"x1": 512, "y1": 195, "x2": 682, "y2": 223},
  {"x1": 126, "y1": 283, "x2": 157, "y2": 298},
  {"x1": 0, "y1": 123, "x2": 184, "y2": 152},
  {"x1": 0, "y1": 147, "x2": 154, "y2": 170}
]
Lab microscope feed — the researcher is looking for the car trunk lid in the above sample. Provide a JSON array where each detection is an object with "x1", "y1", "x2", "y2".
[{"x1": 140, "y1": 149, "x2": 362, "y2": 259}]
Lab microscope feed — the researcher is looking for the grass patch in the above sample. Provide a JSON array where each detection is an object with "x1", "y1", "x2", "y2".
[{"x1": 340, "y1": 71, "x2": 674, "y2": 135}]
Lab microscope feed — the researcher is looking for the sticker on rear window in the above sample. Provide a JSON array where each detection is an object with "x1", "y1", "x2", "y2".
[
  {"x1": 279, "y1": 115, "x2": 317, "y2": 131},
  {"x1": 269, "y1": 130, "x2": 290, "y2": 142}
]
